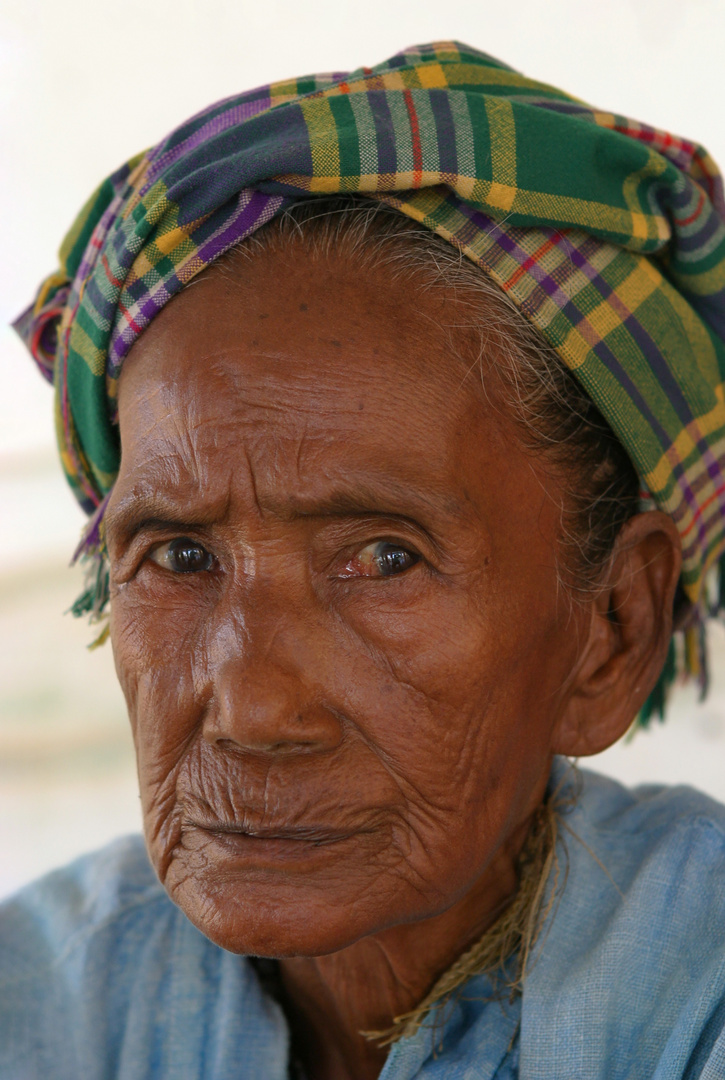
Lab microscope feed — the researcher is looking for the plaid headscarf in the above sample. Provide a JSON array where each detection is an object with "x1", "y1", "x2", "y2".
[{"x1": 13, "y1": 41, "x2": 725, "y2": 708}]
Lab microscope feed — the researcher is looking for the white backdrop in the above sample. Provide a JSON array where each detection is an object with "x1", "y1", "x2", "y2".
[{"x1": 2, "y1": 0, "x2": 725, "y2": 897}]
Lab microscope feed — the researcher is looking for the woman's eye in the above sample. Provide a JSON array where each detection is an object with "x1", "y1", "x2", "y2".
[
  {"x1": 342, "y1": 541, "x2": 420, "y2": 578},
  {"x1": 148, "y1": 537, "x2": 215, "y2": 574}
]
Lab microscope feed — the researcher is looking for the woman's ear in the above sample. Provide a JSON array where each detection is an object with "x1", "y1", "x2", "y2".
[{"x1": 553, "y1": 511, "x2": 682, "y2": 757}]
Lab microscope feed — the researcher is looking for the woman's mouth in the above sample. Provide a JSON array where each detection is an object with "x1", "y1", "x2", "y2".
[
  {"x1": 193, "y1": 820, "x2": 357, "y2": 843},
  {"x1": 181, "y1": 817, "x2": 366, "y2": 862}
]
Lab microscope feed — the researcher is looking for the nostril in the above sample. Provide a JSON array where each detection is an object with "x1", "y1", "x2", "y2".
[
  {"x1": 207, "y1": 660, "x2": 344, "y2": 754},
  {"x1": 213, "y1": 735, "x2": 321, "y2": 756}
]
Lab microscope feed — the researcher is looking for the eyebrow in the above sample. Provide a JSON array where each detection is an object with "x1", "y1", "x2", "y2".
[
  {"x1": 105, "y1": 479, "x2": 457, "y2": 544},
  {"x1": 104, "y1": 492, "x2": 223, "y2": 542}
]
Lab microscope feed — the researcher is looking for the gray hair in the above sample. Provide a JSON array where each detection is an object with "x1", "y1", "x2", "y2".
[{"x1": 212, "y1": 196, "x2": 640, "y2": 599}]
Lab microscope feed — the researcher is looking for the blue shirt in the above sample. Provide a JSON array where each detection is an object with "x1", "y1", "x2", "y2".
[{"x1": 2, "y1": 762, "x2": 725, "y2": 1079}]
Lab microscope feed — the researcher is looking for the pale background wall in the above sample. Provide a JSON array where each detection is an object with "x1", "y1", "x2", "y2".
[{"x1": 1, "y1": 0, "x2": 725, "y2": 899}]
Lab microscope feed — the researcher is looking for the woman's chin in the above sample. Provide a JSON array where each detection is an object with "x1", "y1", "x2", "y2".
[
  {"x1": 156, "y1": 823, "x2": 413, "y2": 955},
  {"x1": 172, "y1": 880, "x2": 383, "y2": 957}
]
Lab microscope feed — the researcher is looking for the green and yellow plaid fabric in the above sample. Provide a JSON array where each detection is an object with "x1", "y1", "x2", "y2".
[{"x1": 14, "y1": 41, "x2": 725, "y2": 634}]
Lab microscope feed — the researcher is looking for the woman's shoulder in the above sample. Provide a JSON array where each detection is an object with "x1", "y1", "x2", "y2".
[
  {"x1": 571, "y1": 762, "x2": 725, "y2": 884},
  {"x1": 522, "y1": 763, "x2": 725, "y2": 1079},
  {"x1": 550, "y1": 761, "x2": 725, "y2": 965},
  {"x1": 0, "y1": 835, "x2": 289, "y2": 1079},
  {"x1": 0, "y1": 834, "x2": 167, "y2": 982}
]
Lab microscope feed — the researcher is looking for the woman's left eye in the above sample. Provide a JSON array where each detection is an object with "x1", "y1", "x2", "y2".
[
  {"x1": 341, "y1": 541, "x2": 420, "y2": 578},
  {"x1": 148, "y1": 537, "x2": 215, "y2": 574}
]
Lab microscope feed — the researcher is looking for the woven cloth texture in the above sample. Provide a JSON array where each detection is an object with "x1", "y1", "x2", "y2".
[{"x1": 13, "y1": 40, "x2": 725, "y2": 605}]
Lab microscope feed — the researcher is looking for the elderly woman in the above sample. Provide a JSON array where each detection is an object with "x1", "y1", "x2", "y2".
[{"x1": 3, "y1": 41, "x2": 725, "y2": 1080}]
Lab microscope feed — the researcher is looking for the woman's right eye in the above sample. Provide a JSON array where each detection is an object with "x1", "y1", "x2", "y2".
[{"x1": 148, "y1": 537, "x2": 215, "y2": 574}]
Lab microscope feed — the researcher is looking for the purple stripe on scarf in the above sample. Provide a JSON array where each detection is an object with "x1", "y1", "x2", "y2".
[
  {"x1": 145, "y1": 98, "x2": 274, "y2": 189},
  {"x1": 691, "y1": 292, "x2": 725, "y2": 341},
  {"x1": 194, "y1": 189, "x2": 285, "y2": 263},
  {"x1": 674, "y1": 211, "x2": 724, "y2": 254},
  {"x1": 478, "y1": 218, "x2": 693, "y2": 485},
  {"x1": 429, "y1": 90, "x2": 459, "y2": 177},
  {"x1": 106, "y1": 189, "x2": 287, "y2": 374},
  {"x1": 367, "y1": 91, "x2": 398, "y2": 177}
]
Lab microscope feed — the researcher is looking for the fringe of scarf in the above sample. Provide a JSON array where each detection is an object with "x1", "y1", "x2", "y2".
[
  {"x1": 636, "y1": 551, "x2": 725, "y2": 728},
  {"x1": 68, "y1": 499, "x2": 725, "y2": 721},
  {"x1": 69, "y1": 494, "x2": 111, "y2": 649}
]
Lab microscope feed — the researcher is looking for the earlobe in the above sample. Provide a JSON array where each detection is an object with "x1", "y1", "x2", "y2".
[{"x1": 553, "y1": 511, "x2": 682, "y2": 758}]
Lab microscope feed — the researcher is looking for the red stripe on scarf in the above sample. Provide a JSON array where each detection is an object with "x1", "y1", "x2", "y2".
[
  {"x1": 673, "y1": 189, "x2": 706, "y2": 227},
  {"x1": 117, "y1": 300, "x2": 143, "y2": 336},
  {"x1": 503, "y1": 236, "x2": 558, "y2": 290},
  {"x1": 101, "y1": 254, "x2": 122, "y2": 290},
  {"x1": 403, "y1": 89, "x2": 423, "y2": 187}
]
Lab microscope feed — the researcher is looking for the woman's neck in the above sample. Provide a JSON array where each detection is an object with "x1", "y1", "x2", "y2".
[{"x1": 277, "y1": 823, "x2": 527, "y2": 1080}]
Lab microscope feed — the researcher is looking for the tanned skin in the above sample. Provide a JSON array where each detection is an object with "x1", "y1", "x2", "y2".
[{"x1": 105, "y1": 242, "x2": 681, "y2": 1080}]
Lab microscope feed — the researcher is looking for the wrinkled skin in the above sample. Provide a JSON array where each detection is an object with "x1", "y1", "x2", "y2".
[{"x1": 106, "y1": 243, "x2": 681, "y2": 1080}]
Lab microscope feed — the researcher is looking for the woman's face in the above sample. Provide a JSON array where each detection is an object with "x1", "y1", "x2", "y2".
[{"x1": 106, "y1": 244, "x2": 586, "y2": 957}]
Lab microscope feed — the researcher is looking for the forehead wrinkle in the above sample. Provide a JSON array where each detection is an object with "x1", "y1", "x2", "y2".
[
  {"x1": 109, "y1": 447, "x2": 231, "y2": 515},
  {"x1": 116, "y1": 277, "x2": 495, "y2": 539},
  {"x1": 201, "y1": 342, "x2": 466, "y2": 420},
  {"x1": 123, "y1": 377, "x2": 477, "y2": 528},
  {"x1": 253, "y1": 478, "x2": 466, "y2": 526},
  {"x1": 211, "y1": 379, "x2": 418, "y2": 425},
  {"x1": 227, "y1": 408, "x2": 471, "y2": 523},
  {"x1": 108, "y1": 433, "x2": 467, "y2": 539},
  {"x1": 109, "y1": 415, "x2": 236, "y2": 541}
]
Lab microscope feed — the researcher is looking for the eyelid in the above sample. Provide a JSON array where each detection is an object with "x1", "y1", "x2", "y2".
[
  {"x1": 111, "y1": 520, "x2": 439, "y2": 583},
  {"x1": 111, "y1": 526, "x2": 217, "y2": 581},
  {"x1": 148, "y1": 537, "x2": 216, "y2": 573},
  {"x1": 332, "y1": 537, "x2": 424, "y2": 580},
  {"x1": 357, "y1": 537, "x2": 421, "y2": 557},
  {"x1": 318, "y1": 515, "x2": 436, "y2": 553}
]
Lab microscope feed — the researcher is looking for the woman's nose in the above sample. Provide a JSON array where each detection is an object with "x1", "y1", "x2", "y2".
[{"x1": 204, "y1": 654, "x2": 344, "y2": 755}]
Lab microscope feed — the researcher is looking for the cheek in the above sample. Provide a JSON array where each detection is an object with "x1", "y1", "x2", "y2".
[
  {"x1": 316, "y1": 577, "x2": 572, "y2": 906},
  {"x1": 110, "y1": 584, "x2": 209, "y2": 867},
  {"x1": 110, "y1": 562, "x2": 224, "y2": 727},
  {"x1": 338, "y1": 576, "x2": 567, "y2": 798},
  {"x1": 107, "y1": 550, "x2": 574, "y2": 955}
]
